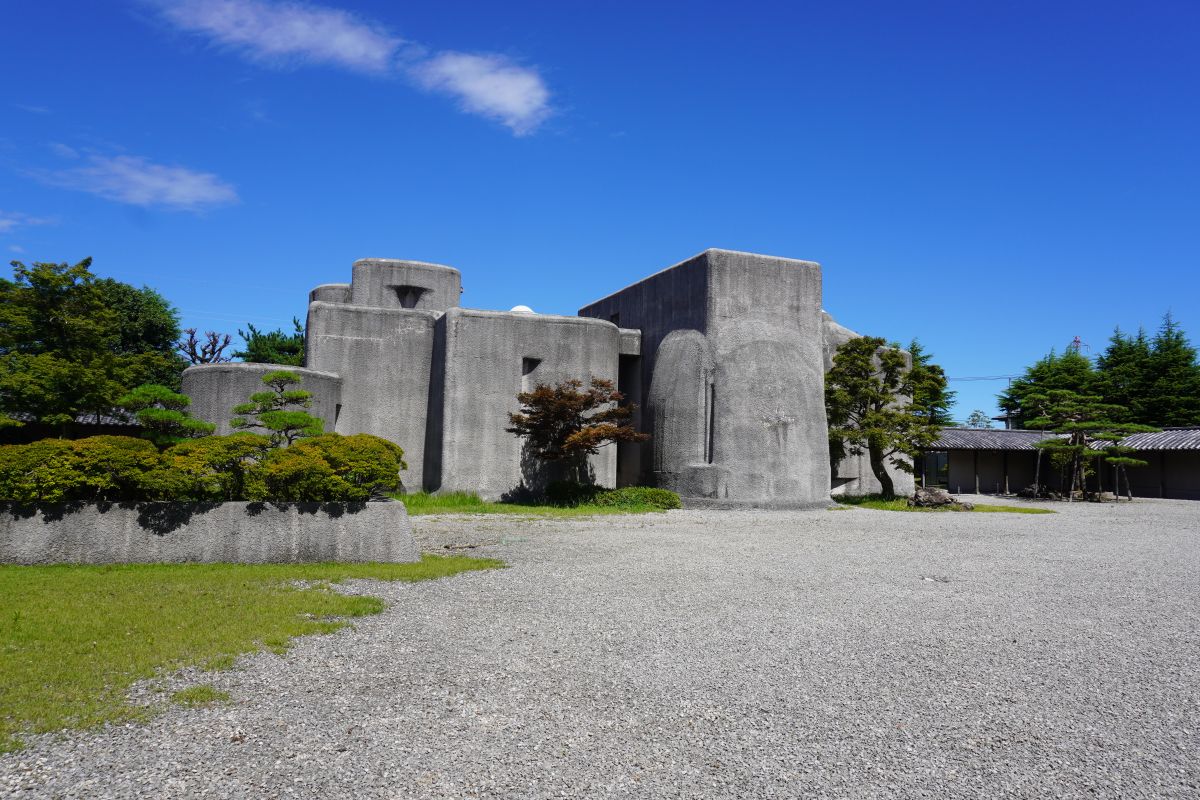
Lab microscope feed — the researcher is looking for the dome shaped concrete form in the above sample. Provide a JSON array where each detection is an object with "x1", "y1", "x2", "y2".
[{"x1": 182, "y1": 249, "x2": 911, "y2": 507}]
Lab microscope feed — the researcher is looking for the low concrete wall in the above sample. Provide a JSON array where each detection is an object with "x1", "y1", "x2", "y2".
[{"x1": 0, "y1": 501, "x2": 418, "y2": 565}]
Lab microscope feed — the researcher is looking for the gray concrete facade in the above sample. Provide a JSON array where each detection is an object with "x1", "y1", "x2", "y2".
[
  {"x1": 0, "y1": 501, "x2": 418, "y2": 564},
  {"x1": 185, "y1": 249, "x2": 898, "y2": 504}
]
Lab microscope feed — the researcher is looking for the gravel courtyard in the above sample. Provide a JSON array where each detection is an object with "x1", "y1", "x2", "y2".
[{"x1": 3, "y1": 499, "x2": 1198, "y2": 799}]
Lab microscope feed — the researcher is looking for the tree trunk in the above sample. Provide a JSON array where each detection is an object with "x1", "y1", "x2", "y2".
[
  {"x1": 1122, "y1": 466, "x2": 1133, "y2": 502},
  {"x1": 1034, "y1": 449, "x2": 1043, "y2": 497},
  {"x1": 868, "y1": 442, "x2": 895, "y2": 500}
]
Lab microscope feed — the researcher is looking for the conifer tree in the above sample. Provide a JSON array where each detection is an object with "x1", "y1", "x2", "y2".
[
  {"x1": 1143, "y1": 313, "x2": 1200, "y2": 427},
  {"x1": 826, "y1": 337, "x2": 944, "y2": 499},
  {"x1": 230, "y1": 371, "x2": 324, "y2": 446}
]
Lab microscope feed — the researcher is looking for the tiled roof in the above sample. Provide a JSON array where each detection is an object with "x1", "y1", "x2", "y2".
[
  {"x1": 929, "y1": 426, "x2": 1200, "y2": 451},
  {"x1": 932, "y1": 428, "x2": 1056, "y2": 450},
  {"x1": 1119, "y1": 427, "x2": 1200, "y2": 451}
]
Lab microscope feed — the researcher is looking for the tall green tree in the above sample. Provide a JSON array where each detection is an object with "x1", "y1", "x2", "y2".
[
  {"x1": 999, "y1": 349, "x2": 1096, "y2": 428},
  {"x1": 234, "y1": 318, "x2": 305, "y2": 366},
  {"x1": 826, "y1": 336, "x2": 945, "y2": 499},
  {"x1": 1143, "y1": 313, "x2": 1200, "y2": 427},
  {"x1": 907, "y1": 339, "x2": 956, "y2": 426},
  {"x1": 1095, "y1": 326, "x2": 1152, "y2": 423},
  {"x1": 964, "y1": 409, "x2": 994, "y2": 428},
  {"x1": 0, "y1": 258, "x2": 184, "y2": 433}
]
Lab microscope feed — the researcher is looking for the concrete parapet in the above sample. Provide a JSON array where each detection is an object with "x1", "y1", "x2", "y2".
[
  {"x1": 350, "y1": 259, "x2": 461, "y2": 313},
  {"x1": 182, "y1": 363, "x2": 342, "y2": 436},
  {"x1": 0, "y1": 501, "x2": 418, "y2": 564}
]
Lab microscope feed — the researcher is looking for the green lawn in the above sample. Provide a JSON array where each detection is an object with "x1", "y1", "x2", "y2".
[
  {"x1": 834, "y1": 495, "x2": 1055, "y2": 514},
  {"x1": 397, "y1": 491, "x2": 670, "y2": 517},
  {"x1": 0, "y1": 554, "x2": 500, "y2": 753}
]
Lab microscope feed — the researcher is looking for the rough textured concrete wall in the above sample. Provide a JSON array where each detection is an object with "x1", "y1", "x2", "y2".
[
  {"x1": 350, "y1": 259, "x2": 461, "y2": 313},
  {"x1": 309, "y1": 284, "x2": 352, "y2": 304},
  {"x1": 305, "y1": 301, "x2": 435, "y2": 490},
  {"x1": 0, "y1": 501, "x2": 418, "y2": 564},
  {"x1": 579, "y1": 253, "x2": 710, "y2": 486},
  {"x1": 646, "y1": 330, "x2": 718, "y2": 497},
  {"x1": 182, "y1": 363, "x2": 342, "y2": 436},
  {"x1": 429, "y1": 309, "x2": 619, "y2": 500},
  {"x1": 705, "y1": 250, "x2": 830, "y2": 505}
]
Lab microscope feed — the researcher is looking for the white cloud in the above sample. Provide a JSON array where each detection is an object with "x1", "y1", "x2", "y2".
[
  {"x1": 410, "y1": 52, "x2": 551, "y2": 135},
  {"x1": 39, "y1": 155, "x2": 238, "y2": 211},
  {"x1": 48, "y1": 142, "x2": 80, "y2": 159},
  {"x1": 0, "y1": 211, "x2": 55, "y2": 235},
  {"x1": 150, "y1": 0, "x2": 402, "y2": 73},
  {"x1": 13, "y1": 104, "x2": 51, "y2": 114},
  {"x1": 9, "y1": 245, "x2": 25, "y2": 253},
  {"x1": 148, "y1": 0, "x2": 553, "y2": 134}
]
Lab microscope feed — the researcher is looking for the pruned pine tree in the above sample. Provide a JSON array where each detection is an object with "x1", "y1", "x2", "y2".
[
  {"x1": 117, "y1": 384, "x2": 215, "y2": 449},
  {"x1": 230, "y1": 370, "x2": 324, "y2": 447},
  {"x1": 825, "y1": 337, "x2": 944, "y2": 500}
]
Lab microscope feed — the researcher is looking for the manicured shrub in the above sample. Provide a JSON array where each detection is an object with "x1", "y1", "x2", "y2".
[
  {"x1": 253, "y1": 434, "x2": 407, "y2": 502},
  {"x1": 545, "y1": 481, "x2": 682, "y2": 510},
  {"x1": 0, "y1": 436, "x2": 160, "y2": 503},
  {"x1": 0, "y1": 432, "x2": 406, "y2": 504},
  {"x1": 592, "y1": 486, "x2": 682, "y2": 510},
  {"x1": 0, "y1": 439, "x2": 77, "y2": 503},
  {"x1": 146, "y1": 434, "x2": 273, "y2": 501},
  {"x1": 69, "y1": 436, "x2": 161, "y2": 501}
]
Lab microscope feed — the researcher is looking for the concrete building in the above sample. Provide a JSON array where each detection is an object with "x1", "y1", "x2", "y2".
[{"x1": 183, "y1": 248, "x2": 904, "y2": 506}]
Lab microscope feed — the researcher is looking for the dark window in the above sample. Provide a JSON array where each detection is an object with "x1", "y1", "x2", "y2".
[
  {"x1": 522, "y1": 357, "x2": 541, "y2": 376},
  {"x1": 919, "y1": 451, "x2": 949, "y2": 488},
  {"x1": 392, "y1": 285, "x2": 427, "y2": 309},
  {"x1": 609, "y1": 312, "x2": 620, "y2": 326}
]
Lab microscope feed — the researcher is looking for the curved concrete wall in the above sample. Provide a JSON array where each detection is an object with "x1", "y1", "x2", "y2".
[
  {"x1": 305, "y1": 302, "x2": 435, "y2": 489},
  {"x1": 350, "y1": 259, "x2": 461, "y2": 313},
  {"x1": 182, "y1": 363, "x2": 342, "y2": 436},
  {"x1": 0, "y1": 501, "x2": 418, "y2": 564}
]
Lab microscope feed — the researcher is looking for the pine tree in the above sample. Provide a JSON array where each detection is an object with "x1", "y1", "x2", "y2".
[
  {"x1": 907, "y1": 339, "x2": 956, "y2": 426},
  {"x1": 1095, "y1": 327, "x2": 1152, "y2": 423},
  {"x1": 230, "y1": 371, "x2": 324, "y2": 446},
  {"x1": 999, "y1": 349, "x2": 1096, "y2": 428},
  {"x1": 1143, "y1": 312, "x2": 1200, "y2": 427},
  {"x1": 826, "y1": 337, "x2": 944, "y2": 499}
]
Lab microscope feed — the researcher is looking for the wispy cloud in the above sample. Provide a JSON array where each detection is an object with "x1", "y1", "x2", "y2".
[
  {"x1": 412, "y1": 52, "x2": 551, "y2": 136},
  {"x1": 147, "y1": 0, "x2": 553, "y2": 134},
  {"x1": 0, "y1": 211, "x2": 55, "y2": 235},
  {"x1": 13, "y1": 104, "x2": 51, "y2": 115},
  {"x1": 150, "y1": 0, "x2": 400, "y2": 73},
  {"x1": 36, "y1": 155, "x2": 238, "y2": 211}
]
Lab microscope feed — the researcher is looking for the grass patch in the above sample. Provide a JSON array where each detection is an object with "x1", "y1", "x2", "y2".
[
  {"x1": 171, "y1": 684, "x2": 231, "y2": 707},
  {"x1": 398, "y1": 491, "x2": 670, "y2": 517},
  {"x1": 834, "y1": 495, "x2": 1055, "y2": 514},
  {"x1": 0, "y1": 554, "x2": 500, "y2": 753}
]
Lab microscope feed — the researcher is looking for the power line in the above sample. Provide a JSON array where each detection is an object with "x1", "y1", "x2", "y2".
[{"x1": 946, "y1": 375, "x2": 1020, "y2": 382}]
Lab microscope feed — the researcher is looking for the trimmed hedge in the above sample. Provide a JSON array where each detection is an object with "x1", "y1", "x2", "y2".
[
  {"x1": 545, "y1": 481, "x2": 681, "y2": 510},
  {"x1": 0, "y1": 434, "x2": 406, "y2": 504}
]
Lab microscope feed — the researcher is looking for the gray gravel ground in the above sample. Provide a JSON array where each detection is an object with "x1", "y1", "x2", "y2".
[{"x1": 3, "y1": 497, "x2": 1199, "y2": 798}]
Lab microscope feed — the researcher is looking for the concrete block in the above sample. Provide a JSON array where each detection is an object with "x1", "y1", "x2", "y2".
[
  {"x1": 428, "y1": 308, "x2": 619, "y2": 500},
  {"x1": 0, "y1": 501, "x2": 418, "y2": 564},
  {"x1": 305, "y1": 301, "x2": 435, "y2": 489}
]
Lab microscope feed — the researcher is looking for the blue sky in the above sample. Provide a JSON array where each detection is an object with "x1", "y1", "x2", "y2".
[{"x1": 3, "y1": 0, "x2": 1198, "y2": 420}]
